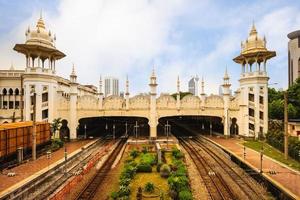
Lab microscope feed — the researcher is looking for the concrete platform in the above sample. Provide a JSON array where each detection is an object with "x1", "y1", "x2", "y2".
[
  {"x1": 206, "y1": 136, "x2": 300, "y2": 199},
  {"x1": 0, "y1": 139, "x2": 96, "y2": 195}
]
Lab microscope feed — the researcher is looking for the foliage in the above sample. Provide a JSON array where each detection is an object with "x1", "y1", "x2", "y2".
[
  {"x1": 130, "y1": 149, "x2": 139, "y2": 158},
  {"x1": 156, "y1": 162, "x2": 163, "y2": 172},
  {"x1": 172, "y1": 148, "x2": 184, "y2": 159},
  {"x1": 110, "y1": 191, "x2": 119, "y2": 200},
  {"x1": 137, "y1": 163, "x2": 152, "y2": 172},
  {"x1": 144, "y1": 182, "x2": 155, "y2": 193},
  {"x1": 140, "y1": 153, "x2": 156, "y2": 165},
  {"x1": 160, "y1": 164, "x2": 171, "y2": 178},
  {"x1": 118, "y1": 185, "x2": 130, "y2": 197},
  {"x1": 178, "y1": 190, "x2": 193, "y2": 200},
  {"x1": 269, "y1": 99, "x2": 297, "y2": 119},
  {"x1": 50, "y1": 138, "x2": 64, "y2": 151},
  {"x1": 142, "y1": 146, "x2": 148, "y2": 154},
  {"x1": 171, "y1": 92, "x2": 193, "y2": 100},
  {"x1": 50, "y1": 118, "x2": 62, "y2": 134}
]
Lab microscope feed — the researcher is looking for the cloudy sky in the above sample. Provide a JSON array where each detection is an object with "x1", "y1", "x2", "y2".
[{"x1": 0, "y1": 0, "x2": 299, "y2": 95}]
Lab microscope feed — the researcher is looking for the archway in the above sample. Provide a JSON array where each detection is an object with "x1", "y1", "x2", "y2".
[{"x1": 230, "y1": 117, "x2": 239, "y2": 136}]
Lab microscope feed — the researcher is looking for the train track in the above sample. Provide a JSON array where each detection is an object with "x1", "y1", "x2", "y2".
[
  {"x1": 193, "y1": 136, "x2": 268, "y2": 200},
  {"x1": 179, "y1": 138, "x2": 236, "y2": 200},
  {"x1": 75, "y1": 138, "x2": 127, "y2": 200}
]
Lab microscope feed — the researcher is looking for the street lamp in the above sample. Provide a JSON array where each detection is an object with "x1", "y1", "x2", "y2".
[
  {"x1": 165, "y1": 121, "x2": 171, "y2": 149},
  {"x1": 113, "y1": 124, "x2": 116, "y2": 140},
  {"x1": 134, "y1": 121, "x2": 139, "y2": 145},
  {"x1": 125, "y1": 122, "x2": 128, "y2": 137},
  {"x1": 84, "y1": 124, "x2": 87, "y2": 139},
  {"x1": 210, "y1": 118, "x2": 212, "y2": 137},
  {"x1": 64, "y1": 136, "x2": 68, "y2": 175}
]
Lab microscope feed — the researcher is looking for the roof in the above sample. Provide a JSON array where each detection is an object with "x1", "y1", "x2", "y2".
[
  {"x1": 0, "y1": 121, "x2": 49, "y2": 131},
  {"x1": 287, "y1": 30, "x2": 300, "y2": 40}
]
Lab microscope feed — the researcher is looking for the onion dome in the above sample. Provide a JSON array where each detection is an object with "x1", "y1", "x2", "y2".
[{"x1": 241, "y1": 24, "x2": 267, "y2": 54}]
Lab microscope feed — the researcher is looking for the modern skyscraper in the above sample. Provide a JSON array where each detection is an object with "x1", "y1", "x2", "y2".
[
  {"x1": 287, "y1": 30, "x2": 300, "y2": 86},
  {"x1": 188, "y1": 76, "x2": 200, "y2": 96},
  {"x1": 104, "y1": 77, "x2": 119, "y2": 97}
]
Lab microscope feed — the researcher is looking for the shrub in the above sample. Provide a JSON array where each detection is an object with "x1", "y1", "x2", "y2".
[
  {"x1": 142, "y1": 146, "x2": 148, "y2": 154},
  {"x1": 160, "y1": 164, "x2": 171, "y2": 178},
  {"x1": 175, "y1": 165, "x2": 187, "y2": 176},
  {"x1": 140, "y1": 153, "x2": 156, "y2": 165},
  {"x1": 168, "y1": 175, "x2": 189, "y2": 192},
  {"x1": 119, "y1": 177, "x2": 131, "y2": 186},
  {"x1": 156, "y1": 162, "x2": 163, "y2": 172},
  {"x1": 110, "y1": 191, "x2": 119, "y2": 200},
  {"x1": 172, "y1": 148, "x2": 183, "y2": 159},
  {"x1": 137, "y1": 163, "x2": 152, "y2": 172},
  {"x1": 119, "y1": 185, "x2": 130, "y2": 197},
  {"x1": 178, "y1": 190, "x2": 193, "y2": 200},
  {"x1": 144, "y1": 182, "x2": 155, "y2": 193},
  {"x1": 130, "y1": 149, "x2": 139, "y2": 158}
]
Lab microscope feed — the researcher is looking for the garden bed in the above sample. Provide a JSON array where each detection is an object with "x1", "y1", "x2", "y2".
[{"x1": 111, "y1": 144, "x2": 193, "y2": 200}]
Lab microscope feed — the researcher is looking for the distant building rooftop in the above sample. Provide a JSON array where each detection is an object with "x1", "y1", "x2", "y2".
[{"x1": 287, "y1": 30, "x2": 300, "y2": 40}]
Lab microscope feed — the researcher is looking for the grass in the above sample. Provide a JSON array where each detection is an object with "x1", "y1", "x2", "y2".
[
  {"x1": 129, "y1": 172, "x2": 170, "y2": 200},
  {"x1": 243, "y1": 140, "x2": 300, "y2": 171}
]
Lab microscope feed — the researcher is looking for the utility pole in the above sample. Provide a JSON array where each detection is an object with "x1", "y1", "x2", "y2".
[
  {"x1": 32, "y1": 92, "x2": 37, "y2": 161},
  {"x1": 165, "y1": 121, "x2": 171, "y2": 149},
  {"x1": 284, "y1": 91, "x2": 288, "y2": 160},
  {"x1": 134, "y1": 121, "x2": 139, "y2": 145}
]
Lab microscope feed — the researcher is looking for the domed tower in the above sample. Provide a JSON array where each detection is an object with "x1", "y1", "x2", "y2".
[
  {"x1": 13, "y1": 15, "x2": 66, "y2": 122},
  {"x1": 233, "y1": 24, "x2": 276, "y2": 138},
  {"x1": 149, "y1": 69, "x2": 158, "y2": 139}
]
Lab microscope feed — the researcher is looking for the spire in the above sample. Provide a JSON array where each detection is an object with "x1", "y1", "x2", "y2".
[
  {"x1": 71, "y1": 63, "x2": 76, "y2": 76},
  {"x1": 99, "y1": 75, "x2": 103, "y2": 94},
  {"x1": 177, "y1": 75, "x2": 180, "y2": 93},
  {"x1": 36, "y1": 12, "x2": 46, "y2": 30},
  {"x1": 70, "y1": 63, "x2": 77, "y2": 83},
  {"x1": 250, "y1": 21, "x2": 257, "y2": 36},
  {"x1": 201, "y1": 76, "x2": 205, "y2": 95},
  {"x1": 126, "y1": 75, "x2": 129, "y2": 95},
  {"x1": 10, "y1": 62, "x2": 14, "y2": 70},
  {"x1": 224, "y1": 66, "x2": 229, "y2": 80},
  {"x1": 223, "y1": 67, "x2": 231, "y2": 86},
  {"x1": 151, "y1": 66, "x2": 156, "y2": 77}
]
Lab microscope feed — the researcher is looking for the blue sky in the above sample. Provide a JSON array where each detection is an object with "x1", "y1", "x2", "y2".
[{"x1": 0, "y1": 0, "x2": 300, "y2": 95}]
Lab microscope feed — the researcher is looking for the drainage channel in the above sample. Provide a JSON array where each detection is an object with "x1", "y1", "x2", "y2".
[{"x1": 0, "y1": 137, "x2": 109, "y2": 200}]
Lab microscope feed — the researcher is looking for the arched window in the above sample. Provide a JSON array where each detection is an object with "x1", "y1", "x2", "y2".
[
  {"x1": 2, "y1": 88, "x2": 7, "y2": 95},
  {"x1": 9, "y1": 88, "x2": 13, "y2": 95},
  {"x1": 15, "y1": 88, "x2": 19, "y2": 95}
]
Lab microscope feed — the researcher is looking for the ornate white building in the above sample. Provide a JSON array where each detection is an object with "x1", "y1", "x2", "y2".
[{"x1": 0, "y1": 17, "x2": 275, "y2": 139}]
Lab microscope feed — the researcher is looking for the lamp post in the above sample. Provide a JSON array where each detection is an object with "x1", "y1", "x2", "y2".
[
  {"x1": 125, "y1": 122, "x2": 128, "y2": 137},
  {"x1": 64, "y1": 136, "x2": 68, "y2": 175},
  {"x1": 30, "y1": 88, "x2": 37, "y2": 161},
  {"x1": 113, "y1": 124, "x2": 116, "y2": 140},
  {"x1": 210, "y1": 118, "x2": 212, "y2": 137},
  {"x1": 134, "y1": 121, "x2": 139, "y2": 145},
  {"x1": 165, "y1": 121, "x2": 171, "y2": 149},
  {"x1": 84, "y1": 124, "x2": 87, "y2": 139},
  {"x1": 284, "y1": 91, "x2": 288, "y2": 160}
]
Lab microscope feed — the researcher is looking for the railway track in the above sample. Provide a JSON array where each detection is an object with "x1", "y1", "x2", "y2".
[
  {"x1": 193, "y1": 136, "x2": 268, "y2": 200},
  {"x1": 179, "y1": 138, "x2": 236, "y2": 200},
  {"x1": 75, "y1": 138, "x2": 127, "y2": 200}
]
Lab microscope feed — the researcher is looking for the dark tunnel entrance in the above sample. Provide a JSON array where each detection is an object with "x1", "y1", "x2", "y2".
[
  {"x1": 158, "y1": 116, "x2": 224, "y2": 137},
  {"x1": 78, "y1": 117, "x2": 149, "y2": 138}
]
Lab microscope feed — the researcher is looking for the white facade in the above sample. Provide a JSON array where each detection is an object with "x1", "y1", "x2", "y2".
[{"x1": 287, "y1": 30, "x2": 300, "y2": 86}]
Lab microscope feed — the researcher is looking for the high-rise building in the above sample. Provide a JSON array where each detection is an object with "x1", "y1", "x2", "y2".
[
  {"x1": 287, "y1": 30, "x2": 300, "y2": 86},
  {"x1": 104, "y1": 77, "x2": 119, "y2": 97},
  {"x1": 188, "y1": 76, "x2": 199, "y2": 96}
]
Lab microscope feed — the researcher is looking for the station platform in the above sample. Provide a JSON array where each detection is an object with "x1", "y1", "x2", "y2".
[
  {"x1": 206, "y1": 136, "x2": 300, "y2": 198},
  {"x1": 0, "y1": 139, "x2": 95, "y2": 193}
]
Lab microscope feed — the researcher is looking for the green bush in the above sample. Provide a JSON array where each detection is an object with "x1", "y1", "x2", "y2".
[
  {"x1": 50, "y1": 138, "x2": 64, "y2": 151},
  {"x1": 178, "y1": 190, "x2": 193, "y2": 200},
  {"x1": 172, "y1": 148, "x2": 183, "y2": 159},
  {"x1": 168, "y1": 175, "x2": 189, "y2": 192},
  {"x1": 160, "y1": 164, "x2": 171, "y2": 178},
  {"x1": 140, "y1": 153, "x2": 156, "y2": 165},
  {"x1": 144, "y1": 182, "x2": 155, "y2": 193},
  {"x1": 137, "y1": 163, "x2": 152, "y2": 172},
  {"x1": 110, "y1": 191, "x2": 119, "y2": 199},
  {"x1": 175, "y1": 165, "x2": 187, "y2": 176},
  {"x1": 130, "y1": 149, "x2": 139, "y2": 158},
  {"x1": 142, "y1": 146, "x2": 148, "y2": 154},
  {"x1": 119, "y1": 185, "x2": 130, "y2": 197}
]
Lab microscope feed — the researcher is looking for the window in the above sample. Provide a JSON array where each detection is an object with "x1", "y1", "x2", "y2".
[
  {"x1": 260, "y1": 111, "x2": 264, "y2": 120},
  {"x1": 259, "y1": 96, "x2": 264, "y2": 104},
  {"x1": 42, "y1": 92, "x2": 48, "y2": 102},
  {"x1": 248, "y1": 93, "x2": 254, "y2": 102},
  {"x1": 249, "y1": 123, "x2": 255, "y2": 131},
  {"x1": 42, "y1": 109, "x2": 48, "y2": 119},
  {"x1": 249, "y1": 108, "x2": 255, "y2": 117},
  {"x1": 15, "y1": 101, "x2": 19, "y2": 109},
  {"x1": 9, "y1": 101, "x2": 14, "y2": 109},
  {"x1": 15, "y1": 88, "x2": 19, "y2": 95}
]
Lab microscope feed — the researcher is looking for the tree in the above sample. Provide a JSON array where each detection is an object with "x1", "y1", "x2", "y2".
[
  {"x1": 50, "y1": 118, "x2": 62, "y2": 136},
  {"x1": 269, "y1": 99, "x2": 298, "y2": 119},
  {"x1": 171, "y1": 92, "x2": 193, "y2": 100}
]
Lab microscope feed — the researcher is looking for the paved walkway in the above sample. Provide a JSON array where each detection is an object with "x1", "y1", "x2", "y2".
[
  {"x1": 0, "y1": 140, "x2": 94, "y2": 193},
  {"x1": 207, "y1": 136, "x2": 300, "y2": 199}
]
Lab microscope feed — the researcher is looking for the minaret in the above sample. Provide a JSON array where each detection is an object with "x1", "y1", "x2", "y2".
[
  {"x1": 233, "y1": 23, "x2": 276, "y2": 138},
  {"x1": 200, "y1": 77, "x2": 206, "y2": 108},
  {"x1": 149, "y1": 68, "x2": 158, "y2": 139},
  {"x1": 69, "y1": 64, "x2": 78, "y2": 139},
  {"x1": 99, "y1": 75, "x2": 103, "y2": 110},
  {"x1": 222, "y1": 68, "x2": 231, "y2": 137},
  {"x1": 125, "y1": 75, "x2": 130, "y2": 110},
  {"x1": 176, "y1": 76, "x2": 180, "y2": 110},
  {"x1": 13, "y1": 16, "x2": 65, "y2": 122}
]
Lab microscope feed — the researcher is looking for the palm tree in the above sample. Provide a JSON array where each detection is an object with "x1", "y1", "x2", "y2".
[{"x1": 50, "y1": 118, "x2": 62, "y2": 138}]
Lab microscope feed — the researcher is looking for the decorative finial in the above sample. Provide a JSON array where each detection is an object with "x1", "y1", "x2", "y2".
[
  {"x1": 201, "y1": 76, "x2": 205, "y2": 95},
  {"x1": 71, "y1": 63, "x2": 76, "y2": 75},
  {"x1": 177, "y1": 75, "x2": 180, "y2": 93},
  {"x1": 40, "y1": 9, "x2": 43, "y2": 19},
  {"x1": 10, "y1": 62, "x2": 14, "y2": 70},
  {"x1": 250, "y1": 21, "x2": 257, "y2": 35}
]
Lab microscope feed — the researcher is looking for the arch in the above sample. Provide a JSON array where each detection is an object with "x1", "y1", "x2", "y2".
[
  {"x1": 9, "y1": 88, "x2": 13, "y2": 95},
  {"x1": 15, "y1": 88, "x2": 19, "y2": 95},
  {"x1": 230, "y1": 117, "x2": 239, "y2": 136},
  {"x1": 2, "y1": 88, "x2": 7, "y2": 95}
]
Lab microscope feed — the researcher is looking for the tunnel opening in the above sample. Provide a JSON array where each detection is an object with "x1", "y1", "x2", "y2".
[
  {"x1": 158, "y1": 116, "x2": 224, "y2": 137},
  {"x1": 78, "y1": 116, "x2": 149, "y2": 138}
]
